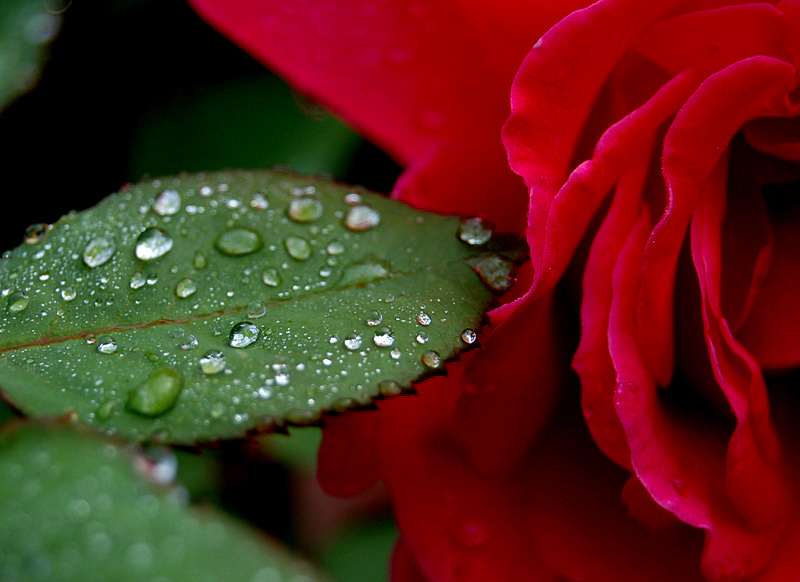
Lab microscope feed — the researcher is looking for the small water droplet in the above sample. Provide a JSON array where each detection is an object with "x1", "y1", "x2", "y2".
[
  {"x1": 96, "y1": 336, "x2": 117, "y2": 354},
  {"x1": 421, "y1": 350, "x2": 442, "y2": 368},
  {"x1": 344, "y1": 204, "x2": 380, "y2": 231},
  {"x1": 319, "y1": 266, "x2": 333, "y2": 277},
  {"x1": 199, "y1": 350, "x2": 226, "y2": 375},
  {"x1": 284, "y1": 236, "x2": 311, "y2": 260},
  {"x1": 229, "y1": 321, "x2": 259, "y2": 348},
  {"x1": 379, "y1": 380, "x2": 403, "y2": 396},
  {"x1": 193, "y1": 250, "x2": 207, "y2": 269},
  {"x1": 199, "y1": 185, "x2": 213, "y2": 197},
  {"x1": 60, "y1": 287, "x2": 76, "y2": 301},
  {"x1": 416, "y1": 332, "x2": 429, "y2": 344},
  {"x1": 262, "y1": 268, "x2": 282, "y2": 287},
  {"x1": 390, "y1": 348, "x2": 402, "y2": 360},
  {"x1": 174, "y1": 277, "x2": 197, "y2": 298},
  {"x1": 467, "y1": 253, "x2": 516, "y2": 292},
  {"x1": 180, "y1": 334, "x2": 198, "y2": 350},
  {"x1": 83, "y1": 236, "x2": 116, "y2": 267},
  {"x1": 288, "y1": 197, "x2": 323, "y2": 222},
  {"x1": 247, "y1": 301, "x2": 267, "y2": 318},
  {"x1": 23, "y1": 223, "x2": 50, "y2": 244},
  {"x1": 457, "y1": 217, "x2": 492, "y2": 245},
  {"x1": 130, "y1": 272, "x2": 146, "y2": 289},
  {"x1": 373, "y1": 326, "x2": 395, "y2": 347},
  {"x1": 135, "y1": 228, "x2": 173, "y2": 261},
  {"x1": 153, "y1": 189, "x2": 181, "y2": 216},
  {"x1": 85, "y1": 333, "x2": 96, "y2": 345},
  {"x1": 214, "y1": 227, "x2": 263, "y2": 256},
  {"x1": 417, "y1": 312, "x2": 432, "y2": 326},
  {"x1": 250, "y1": 193, "x2": 268, "y2": 210},
  {"x1": 326, "y1": 240, "x2": 345, "y2": 255},
  {"x1": 96, "y1": 400, "x2": 115, "y2": 420},
  {"x1": 366, "y1": 310, "x2": 382, "y2": 326},
  {"x1": 344, "y1": 333, "x2": 362, "y2": 350},
  {"x1": 136, "y1": 447, "x2": 178, "y2": 486},
  {"x1": 8, "y1": 291, "x2": 29, "y2": 313},
  {"x1": 461, "y1": 329, "x2": 478, "y2": 344},
  {"x1": 126, "y1": 368, "x2": 183, "y2": 417}
]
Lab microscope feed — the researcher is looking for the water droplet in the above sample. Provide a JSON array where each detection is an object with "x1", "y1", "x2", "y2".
[
  {"x1": 390, "y1": 348, "x2": 402, "y2": 360},
  {"x1": 214, "y1": 227, "x2": 263, "y2": 256},
  {"x1": 193, "y1": 250, "x2": 207, "y2": 269},
  {"x1": 250, "y1": 193, "x2": 268, "y2": 210},
  {"x1": 284, "y1": 236, "x2": 311, "y2": 260},
  {"x1": 461, "y1": 329, "x2": 478, "y2": 344},
  {"x1": 288, "y1": 197, "x2": 323, "y2": 222},
  {"x1": 458, "y1": 217, "x2": 492, "y2": 245},
  {"x1": 344, "y1": 333, "x2": 362, "y2": 350},
  {"x1": 174, "y1": 277, "x2": 197, "y2": 298},
  {"x1": 379, "y1": 380, "x2": 403, "y2": 396},
  {"x1": 199, "y1": 350, "x2": 226, "y2": 375},
  {"x1": 417, "y1": 312, "x2": 432, "y2": 326},
  {"x1": 96, "y1": 336, "x2": 117, "y2": 354},
  {"x1": 180, "y1": 335, "x2": 198, "y2": 350},
  {"x1": 326, "y1": 240, "x2": 345, "y2": 255},
  {"x1": 136, "y1": 447, "x2": 178, "y2": 486},
  {"x1": 23, "y1": 223, "x2": 50, "y2": 244},
  {"x1": 96, "y1": 401, "x2": 114, "y2": 420},
  {"x1": 337, "y1": 259, "x2": 391, "y2": 287},
  {"x1": 262, "y1": 268, "x2": 282, "y2": 287},
  {"x1": 126, "y1": 368, "x2": 183, "y2": 417},
  {"x1": 344, "y1": 204, "x2": 380, "y2": 231},
  {"x1": 344, "y1": 192, "x2": 362, "y2": 205},
  {"x1": 83, "y1": 236, "x2": 116, "y2": 267},
  {"x1": 135, "y1": 228, "x2": 173, "y2": 261},
  {"x1": 153, "y1": 189, "x2": 181, "y2": 216},
  {"x1": 130, "y1": 272, "x2": 146, "y2": 289},
  {"x1": 319, "y1": 266, "x2": 333, "y2": 277},
  {"x1": 247, "y1": 301, "x2": 267, "y2": 318},
  {"x1": 467, "y1": 253, "x2": 516, "y2": 292},
  {"x1": 373, "y1": 326, "x2": 395, "y2": 347},
  {"x1": 85, "y1": 333, "x2": 96, "y2": 345},
  {"x1": 416, "y1": 332, "x2": 429, "y2": 344},
  {"x1": 199, "y1": 185, "x2": 213, "y2": 197},
  {"x1": 229, "y1": 321, "x2": 259, "y2": 348},
  {"x1": 8, "y1": 291, "x2": 29, "y2": 313},
  {"x1": 60, "y1": 287, "x2": 76, "y2": 301},
  {"x1": 366, "y1": 310, "x2": 382, "y2": 326},
  {"x1": 421, "y1": 350, "x2": 442, "y2": 368}
]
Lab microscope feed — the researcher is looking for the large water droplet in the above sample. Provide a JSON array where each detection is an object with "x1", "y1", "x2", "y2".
[
  {"x1": 337, "y1": 259, "x2": 391, "y2": 287},
  {"x1": 366, "y1": 310, "x2": 382, "y2": 326},
  {"x1": 199, "y1": 350, "x2": 226, "y2": 375},
  {"x1": 229, "y1": 322, "x2": 259, "y2": 348},
  {"x1": 421, "y1": 350, "x2": 442, "y2": 368},
  {"x1": 458, "y1": 217, "x2": 492, "y2": 245},
  {"x1": 461, "y1": 329, "x2": 478, "y2": 344},
  {"x1": 416, "y1": 332, "x2": 429, "y2": 344},
  {"x1": 417, "y1": 312, "x2": 432, "y2": 326},
  {"x1": 23, "y1": 223, "x2": 50, "y2": 244},
  {"x1": 214, "y1": 227, "x2": 263, "y2": 256},
  {"x1": 373, "y1": 327, "x2": 395, "y2": 347},
  {"x1": 288, "y1": 197, "x2": 323, "y2": 222},
  {"x1": 96, "y1": 336, "x2": 117, "y2": 354},
  {"x1": 344, "y1": 333, "x2": 362, "y2": 350},
  {"x1": 247, "y1": 301, "x2": 266, "y2": 318},
  {"x1": 130, "y1": 272, "x2": 146, "y2": 289},
  {"x1": 262, "y1": 268, "x2": 282, "y2": 287},
  {"x1": 8, "y1": 291, "x2": 29, "y2": 313},
  {"x1": 344, "y1": 204, "x2": 380, "y2": 231},
  {"x1": 174, "y1": 277, "x2": 197, "y2": 298},
  {"x1": 60, "y1": 287, "x2": 76, "y2": 301},
  {"x1": 467, "y1": 253, "x2": 516, "y2": 292},
  {"x1": 284, "y1": 236, "x2": 311, "y2": 261},
  {"x1": 83, "y1": 236, "x2": 116, "y2": 267},
  {"x1": 180, "y1": 334, "x2": 198, "y2": 350},
  {"x1": 153, "y1": 189, "x2": 181, "y2": 216},
  {"x1": 126, "y1": 368, "x2": 183, "y2": 417},
  {"x1": 135, "y1": 228, "x2": 173, "y2": 261}
]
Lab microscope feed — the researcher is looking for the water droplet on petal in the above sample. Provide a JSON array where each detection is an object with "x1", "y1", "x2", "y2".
[
  {"x1": 417, "y1": 312, "x2": 432, "y2": 326},
  {"x1": 373, "y1": 326, "x2": 395, "y2": 347},
  {"x1": 344, "y1": 204, "x2": 380, "y2": 231},
  {"x1": 366, "y1": 310, "x2": 382, "y2": 326},
  {"x1": 467, "y1": 253, "x2": 516, "y2": 292},
  {"x1": 199, "y1": 350, "x2": 226, "y2": 375},
  {"x1": 326, "y1": 240, "x2": 345, "y2": 255},
  {"x1": 416, "y1": 332, "x2": 429, "y2": 344},
  {"x1": 126, "y1": 368, "x2": 183, "y2": 417},
  {"x1": 130, "y1": 272, "x2": 146, "y2": 289},
  {"x1": 83, "y1": 236, "x2": 116, "y2": 267},
  {"x1": 153, "y1": 189, "x2": 181, "y2": 216},
  {"x1": 174, "y1": 277, "x2": 197, "y2": 298},
  {"x1": 60, "y1": 287, "x2": 76, "y2": 301},
  {"x1": 247, "y1": 301, "x2": 266, "y2": 318},
  {"x1": 284, "y1": 236, "x2": 311, "y2": 261},
  {"x1": 214, "y1": 227, "x2": 263, "y2": 256},
  {"x1": 193, "y1": 250, "x2": 207, "y2": 269},
  {"x1": 96, "y1": 336, "x2": 117, "y2": 354},
  {"x1": 262, "y1": 268, "x2": 282, "y2": 287},
  {"x1": 288, "y1": 197, "x2": 323, "y2": 222},
  {"x1": 457, "y1": 217, "x2": 492, "y2": 245},
  {"x1": 229, "y1": 321, "x2": 259, "y2": 348},
  {"x1": 135, "y1": 228, "x2": 173, "y2": 261},
  {"x1": 8, "y1": 291, "x2": 29, "y2": 313},
  {"x1": 344, "y1": 333, "x2": 362, "y2": 350},
  {"x1": 23, "y1": 223, "x2": 50, "y2": 244},
  {"x1": 421, "y1": 350, "x2": 442, "y2": 368}
]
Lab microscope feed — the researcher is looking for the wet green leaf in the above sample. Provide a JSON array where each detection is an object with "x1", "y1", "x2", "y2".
[
  {"x1": 0, "y1": 422, "x2": 327, "y2": 581},
  {"x1": 0, "y1": 170, "x2": 513, "y2": 444},
  {"x1": 0, "y1": 0, "x2": 62, "y2": 114}
]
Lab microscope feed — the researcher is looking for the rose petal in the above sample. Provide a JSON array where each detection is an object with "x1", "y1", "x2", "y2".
[
  {"x1": 391, "y1": 538, "x2": 431, "y2": 582},
  {"x1": 318, "y1": 411, "x2": 382, "y2": 497}
]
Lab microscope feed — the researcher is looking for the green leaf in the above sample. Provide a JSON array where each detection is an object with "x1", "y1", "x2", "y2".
[
  {"x1": 0, "y1": 170, "x2": 513, "y2": 444},
  {"x1": 0, "y1": 0, "x2": 62, "y2": 114},
  {"x1": 0, "y1": 422, "x2": 327, "y2": 582}
]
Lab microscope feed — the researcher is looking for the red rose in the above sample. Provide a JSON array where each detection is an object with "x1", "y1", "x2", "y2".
[{"x1": 190, "y1": 0, "x2": 800, "y2": 580}]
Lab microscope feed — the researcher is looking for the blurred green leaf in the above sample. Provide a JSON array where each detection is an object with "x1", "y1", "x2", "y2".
[
  {"x1": 0, "y1": 422, "x2": 328, "y2": 581},
  {"x1": 0, "y1": 170, "x2": 508, "y2": 444},
  {"x1": 261, "y1": 427, "x2": 322, "y2": 471},
  {"x1": 323, "y1": 518, "x2": 398, "y2": 582}
]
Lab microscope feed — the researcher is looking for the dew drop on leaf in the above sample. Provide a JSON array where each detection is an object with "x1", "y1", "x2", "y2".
[
  {"x1": 247, "y1": 301, "x2": 266, "y2": 319},
  {"x1": 416, "y1": 312, "x2": 432, "y2": 326},
  {"x1": 229, "y1": 322, "x2": 259, "y2": 348},
  {"x1": 23, "y1": 223, "x2": 49, "y2": 244},
  {"x1": 261, "y1": 268, "x2": 282, "y2": 287},
  {"x1": 60, "y1": 287, "x2": 76, "y2": 301},
  {"x1": 174, "y1": 277, "x2": 197, "y2": 299},
  {"x1": 344, "y1": 204, "x2": 380, "y2": 231},
  {"x1": 214, "y1": 227, "x2": 263, "y2": 256},
  {"x1": 326, "y1": 240, "x2": 345, "y2": 255},
  {"x1": 421, "y1": 350, "x2": 442, "y2": 368},
  {"x1": 416, "y1": 332, "x2": 429, "y2": 344},
  {"x1": 467, "y1": 253, "x2": 516, "y2": 292},
  {"x1": 199, "y1": 350, "x2": 226, "y2": 375},
  {"x1": 250, "y1": 193, "x2": 268, "y2": 210},
  {"x1": 284, "y1": 236, "x2": 311, "y2": 261},
  {"x1": 96, "y1": 336, "x2": 117, "y2": 354},
  {"x1": 153, "y1": 189, "x2": 181, "y2": 216},
  {"x1": 193, "y1": 250, "x2": 207, "y2": 269},
  {"x1": 390, "y1": 348, "x2": 401, "y2": 360},
  {"x1": 337, "y1": 259, "x2": 391, "y2": 287},
  {"x1": 125, "y1": 368, "x2": 183, "y2": 417},
  {"x1": 7, "y1": 291, "x2": 29, "y2": 313},
  {"x1": 83, "y1": 236, "x2": 116, "y2": 267},
  {"x1": 129, "y1": 272, "x2": 146, "y2": 289},
  {"x1": 378, "y1": 380, "x2": 402, "y2": 396},
  {"x1": 373, "y1": 327, "x2": 395, "y2": 347},
  {"x1": 461, "y1": 329, "x2": 478, "y2": 344},
  {"x1": 135, "y1": 228, "x2": 173, "y2": 261},
  {"x1": 288, "y1": 197, "x2": 323, "y2": 223},
  {"x1": 180, "y1": 335, "x2": 199, "y2": 350},
  {"x1": 457, "y1": 217, "x2": 492, "y2": 246},
  {"x1": 343, "y1": 333, "x2": 362, "y2": 350},
  {"x1": 365, "y1": 310, "x2": 382, "y2": 326}
]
